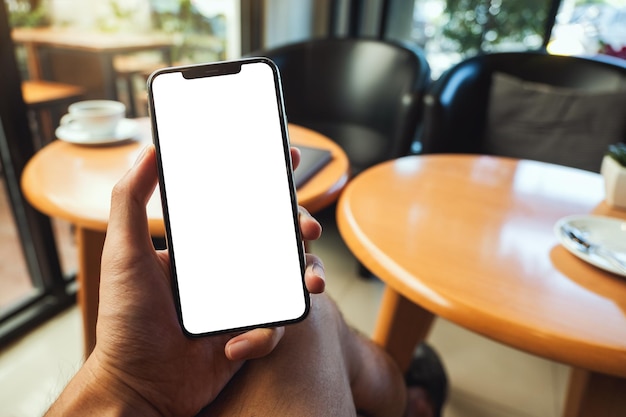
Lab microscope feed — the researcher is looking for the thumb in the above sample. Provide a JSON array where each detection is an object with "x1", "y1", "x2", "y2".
[{"x1": 105, "y1": 145, "x2": 159, "y2": 256}]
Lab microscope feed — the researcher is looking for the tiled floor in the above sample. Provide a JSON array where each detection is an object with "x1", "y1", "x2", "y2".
[{"x1": 0, "y1": 206, "x2": 571, "y2": 416}]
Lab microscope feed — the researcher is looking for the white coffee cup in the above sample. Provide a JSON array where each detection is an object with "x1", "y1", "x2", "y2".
[{"x1": 60, "y1": 100, "x2": 126, "y2": 138}]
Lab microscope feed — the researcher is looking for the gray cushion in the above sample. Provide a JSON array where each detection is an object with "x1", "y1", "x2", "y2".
[{"x1": 484, "y1": 72, "x2": 626, "y2": 172}]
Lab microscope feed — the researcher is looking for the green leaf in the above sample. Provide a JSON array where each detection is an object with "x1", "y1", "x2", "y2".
[{"x1": 607, "y1": 143, "x2": 626, "y2": 167}]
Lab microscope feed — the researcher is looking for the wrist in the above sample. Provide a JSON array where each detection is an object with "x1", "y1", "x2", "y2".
[{"x1": 45, "y1": 353, "x2": 164, "y2": 417}]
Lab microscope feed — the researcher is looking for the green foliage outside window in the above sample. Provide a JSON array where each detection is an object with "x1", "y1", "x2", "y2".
[
  {"x1": 150, "y1": 0, "x2": 226, "y2": 63},
  {"x1": 442, "y1": 0, "x2": 549, "y2": 55},
  {"x1": 6, "y1": 0, "x2": 49, "y2": 27}
]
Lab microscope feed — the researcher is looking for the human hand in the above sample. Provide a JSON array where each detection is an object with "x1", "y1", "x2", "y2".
[{"x1": 46, "y1": 145, "x2": 325, "y2": 417}]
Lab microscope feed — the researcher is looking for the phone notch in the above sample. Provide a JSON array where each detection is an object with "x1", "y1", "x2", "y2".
[{"x1": 182, "y1": 62, "x2": 242, "y2": 79}]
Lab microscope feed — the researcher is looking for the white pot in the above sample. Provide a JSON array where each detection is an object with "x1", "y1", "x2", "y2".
[{"x1": 601, "y1": 155, "x2": 626, "y2": 209}]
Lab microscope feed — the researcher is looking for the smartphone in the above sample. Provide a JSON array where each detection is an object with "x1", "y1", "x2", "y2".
[{"x1": 147, "y1": 58, "x2": 309, "y2": 336}]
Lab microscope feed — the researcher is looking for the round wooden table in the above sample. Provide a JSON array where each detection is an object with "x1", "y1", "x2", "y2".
[
  {"x1": 21, "y1": 118, "x2": 349, "y2": 356},
  {"x1": 336, "y1": 154, "x2": 626, "y2": 417}
]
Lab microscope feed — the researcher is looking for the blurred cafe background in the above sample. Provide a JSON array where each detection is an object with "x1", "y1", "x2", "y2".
[{"x1": 0, "y1": 0, "x2": 625, "y2": 416}]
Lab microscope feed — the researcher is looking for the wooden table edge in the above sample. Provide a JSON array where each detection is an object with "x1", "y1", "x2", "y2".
[{"x1": 335, "y1": 155, "x2": 626, "y2": 379}]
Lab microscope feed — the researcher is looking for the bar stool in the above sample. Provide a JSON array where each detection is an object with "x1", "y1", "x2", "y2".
[{"x1": 21, "y1": 80, "x2": 85, "y2": 148}]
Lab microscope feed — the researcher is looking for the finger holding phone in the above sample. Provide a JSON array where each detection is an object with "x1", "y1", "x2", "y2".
[
  {"x1": 45, "y1": 142, "x2": 326, "y2": 417},
  {"x1": 45, "y1": 58, "x2": 326, "y2": 417}
]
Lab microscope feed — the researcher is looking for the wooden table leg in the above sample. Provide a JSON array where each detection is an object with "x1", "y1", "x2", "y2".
[
  {"x1": 76, "y1": 227, "x2": 106, "y2": 359},
  {"x1": 563, "y1": 368, "x2": 626, "y2": 417},
  {"x1": 373, "y1": 286, "x2": 435, "y2": 372}
]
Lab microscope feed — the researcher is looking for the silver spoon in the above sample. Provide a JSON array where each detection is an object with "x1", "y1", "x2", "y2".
[{"x1": 561, "y1": 224, "x2": 626, "y2": 274}]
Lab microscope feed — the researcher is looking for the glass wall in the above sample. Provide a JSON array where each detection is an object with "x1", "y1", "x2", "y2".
[
  {"x1": 407, "y1": 0, "x2": 552, "y2": 78},
  {"x1": 548, "y1": 0, "x2": 626, "y2": 57},
  {"x1": 394, "y1": 0, "x2": 626, "y2": 78},
  {"x1": 1, "y1": 0, "x2": 74, "y2": 346},
  {"x1": 1, "y1": 0, "x2": 241, "y2": 346},
  {"x1": 0, "y1": 180, "x2": 34, "y2": 311}
]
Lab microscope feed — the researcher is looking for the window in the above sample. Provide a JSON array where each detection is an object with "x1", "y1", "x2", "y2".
[
  {"x1": 409, "y1": 0, "x2": 552, "y2": 77},
  {"x1": 548, "y1": 0, "x2": 626, "y2": 58},
  {"x1": 1, "y1": 0, "x2": 75, "y2": 346}
]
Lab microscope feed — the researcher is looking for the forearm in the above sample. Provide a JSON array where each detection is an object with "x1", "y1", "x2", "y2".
[{"x1": 45, "y1": 355, "x2": 163, "y2": 417}]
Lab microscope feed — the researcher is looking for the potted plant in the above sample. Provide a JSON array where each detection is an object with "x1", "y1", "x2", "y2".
[{"x1": 601, "y1": 143, "x2": 626, "y2": 209}]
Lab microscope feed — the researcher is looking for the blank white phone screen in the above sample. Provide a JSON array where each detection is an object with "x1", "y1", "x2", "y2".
[{"x1": 150, "y1": 61, "x2": 307, "y2": 335}]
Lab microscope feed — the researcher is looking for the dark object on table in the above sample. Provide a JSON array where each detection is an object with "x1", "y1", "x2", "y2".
[{"x1": 294, "y1": 145, "x2": 333, "y2": 189}]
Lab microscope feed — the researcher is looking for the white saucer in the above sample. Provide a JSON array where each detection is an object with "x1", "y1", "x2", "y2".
[
  {"x1": 56, "y1": 118, "x2": 140, "y2": 145},
  {"x1": 554, "y1": 215, "x2": 626, "y2": 277}
]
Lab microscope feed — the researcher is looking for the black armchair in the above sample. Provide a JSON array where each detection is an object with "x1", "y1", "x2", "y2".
[
  {"x1": 420, "y1": 51, "x2": 626, "y2": 172},
  {"x1": 253, "y1": 37, "x2": 431, "y2": 175}
]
